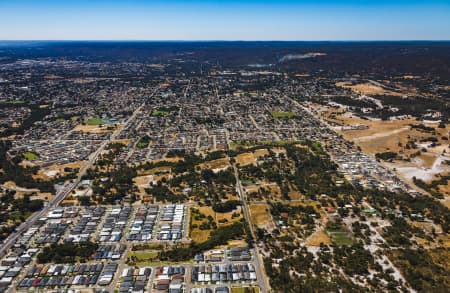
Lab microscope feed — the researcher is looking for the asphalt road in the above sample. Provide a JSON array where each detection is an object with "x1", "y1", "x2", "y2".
[
  {"x1": 231, "y1": 159, "x2": 270, "y2": 293},
  {"x1": 0, "y1": 181, "x2": 75, "y2": 258}
]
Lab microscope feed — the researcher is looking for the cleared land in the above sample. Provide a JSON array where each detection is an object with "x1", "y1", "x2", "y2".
[
  {"x1": 249, "y1": 204, "x2": 274, "y2": 230},
  {"x1": 73, "y1": 124, "x2": 112, "y2": 133},
  {"x1": 198, "y1": 157, "x2": 231, "y2": 171},
  {"x1": 306, "y1": 229, "x2": 332, "y2": 246},
  {"x1": 235, "y1": 149, "x2": 269, "y2": 166},
  {"x1": 190, "y1": 205, "x2": 243, "y2": 243},
  {"x1": 34, "y1": 161, "x2": 86, "y2": 180},
  {"x1": 330, "y1": 113, "x2": 450, "y2": 184},
  {"x1": 336, "y1": 81, "x2": 404, "y2": 96}
]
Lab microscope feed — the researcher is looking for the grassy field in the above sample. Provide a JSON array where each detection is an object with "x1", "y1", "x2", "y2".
[
  {"x1": 86, "y1": 118, "x2": 103, "y2": 125},
  {"x1": 128, "y1": 250, "x2": 157, "y2": 260},
  {"x1": 331, "y1": 232, "x2": 354, "y2": 246},
  {"x1": 151, "y1": 110, "x2": 170, "y2": 116},
  {"x1": 326, "y1": 223, "x2": 354, "y2": 246},
  {"x1": 270, "y1": 111, "x2": 297, "y2": 119},
  {"x1": 127, "y1": 250, "x2": 194, "y2": 266},
  {"x1": 136, "y1": 141, "x2": 149, "y2": 148},
  {"x1": 23, "y1": 151, "x2": 39, "y2": 160}
]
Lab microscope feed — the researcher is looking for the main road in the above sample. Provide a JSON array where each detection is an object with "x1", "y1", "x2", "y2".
[
  {"x1": 225, "y1": 129, "x2": 270, "y2": 293},
  {"x1": 0, "y1": 86, "x2": 160, "y2": 258}
]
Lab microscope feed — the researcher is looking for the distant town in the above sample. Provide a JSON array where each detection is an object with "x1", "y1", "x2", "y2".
[{"x1": 0, "y1": 41, "x2": 449, "y2": 293}]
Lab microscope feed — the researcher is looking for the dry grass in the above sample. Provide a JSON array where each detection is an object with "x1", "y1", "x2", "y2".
[
  {"x1": 152, "y1": 157, "x2": 183, "y2": 163},
  {"x1": 33, "y1": 161, "x2": 87, "y2": 180},
  {"x1": 439, "y1": 181, "x2": 450, "y2": 197},
  {"x1": 418, "y1": 153, "x2": 438, "y2": 169},
  {"x1": 235, "y1": 149, "x2": 269, "y2": 166},
  {"x1": 31, "y1": 192, "x2": 52, "y2": 201},
  {"x1": 235, "y1": 152, "x2": 255, "y2": 166},
  {"x1": 287, "y1": 190, "x2": 304, "y2": 200},
  {"x1": 198, "y1": 157, "x2": 231, "y2": 171},
  {"x1": 429, "y1": 248, "x2": 450, "y2": 267},
  {"x1": 265, "y1": 182, "x2": 282, "y2": 198},
  {"x1": 61, "y1": 199, "x2": 77, "y2": 206},
  {"x1": 138, "y1": 166, "x2": 172, "y2": 176},
  {"x1": 338, "y1": 117, "x2": 415, "y2": 141},
  {"x1": 3, "y1": 181, "x2": 39, "y2": 193},
  {"x1": 73, "y1": 124, "x2": 113, "y2": 133},
  {"x1": 190, "y1": 205, "x2": 243, "y2": 243},
  {"x1": 244, "y1": 185, "x2": 260, "y2": 194},
  {"x1": 306, "y1": 229, "x2": 332, "y2": 246},
  {"x1": 231, "y1": 286, "x2": 260, "y2": 293},
  {"x1": 437, "y1": 180, "x2": 450, "y2": 209},
  {"x1": 335, "y1": 116, "x2": 449, "y2": 157},
  {"x1": 249, "y1": 204, "x2": 274, "y2": 230},
  {"x1": 133, "y1": 175, "x2": 153, "y2": 187},
  {"x1": 336, "y1": 81, "x2": 404, "y2": 96},
  {"x1": 112, "y1": 139, "x2": 131, "y2": 145},
  {"x1": 227, "y1": 239, "x2": 249, "y2": 247},
  {"x1": 334, "y1": 115, "x2": 450, "y2": 183},
  {"x1": 133, "y1": 175, "x2": 153, "y2": 199}
]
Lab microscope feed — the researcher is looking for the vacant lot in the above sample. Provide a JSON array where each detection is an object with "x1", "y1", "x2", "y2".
[
  {"x1": 231, "y1": 287, "x2": 260, "y2": 293},
  {"x1": 198, "y1": 157, "x2": 231, "y2": 171},
  {"x1": 133, "y1": 175, "x2": 154, "y2": 199},
  {"x1": 336, "y1": 81, "x2": 404, "y2": 96},
  {"x1": 334, "y1": 114, "x2": 450, "y2": 184},
  {"x1": 190, "y1": 205, "x2": 243, "y2": 243},
  {"x1": 133, "y1": 175, "x2": 153, "y2": 187},
  {"x1": 138, "y1": 166, "x2": 172, "y2": 176},
  {"x1": 127, "y1": 249, "x2": 192, "y2": 266},
  {"x1": 34, "y1": 161, "x2": 86, "y2": 180},
  {"x1": 249, "y1": 204, "x2": 274, "y2": 230},
  {"x1": 73, "y1": 124, "x2": 112, "y2": 133},
  {"x1": 128, "y1": 250, "x2": 158, "y2": 262},
  {"x1": 235, "y1": 149, "x2": 269, "y2": 166},
  {"x1": 306, "y1": 228, "x2": 332, "y2": 246}
]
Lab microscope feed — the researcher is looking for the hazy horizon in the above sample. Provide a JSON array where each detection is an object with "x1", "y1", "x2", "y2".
[{"x1": 1, "y1": 1, "x2": 449, "y2": 41}]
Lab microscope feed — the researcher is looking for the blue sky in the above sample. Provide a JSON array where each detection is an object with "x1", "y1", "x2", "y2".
[{"x1": 0, "y1": 0, "x2": 449, "y2": 40}]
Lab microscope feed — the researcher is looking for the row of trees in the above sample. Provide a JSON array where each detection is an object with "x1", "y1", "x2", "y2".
[
  {"x1": 37, "y1": 242, "x2": 98, "y2": 264},
  {"x1": 158, "y1": 221, "x2": 246, "y2": 262}
]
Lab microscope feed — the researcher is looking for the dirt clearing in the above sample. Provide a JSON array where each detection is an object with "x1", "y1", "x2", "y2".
[
  {"x1": 336, "y1": 81, "x2": 404, "y2": 96},
  {"x1": 306, "y1": 229, "x2": 332, "y2": 246},
  {"x1": 249, "y1": 204, "x2": 274, "y2": 230}
]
